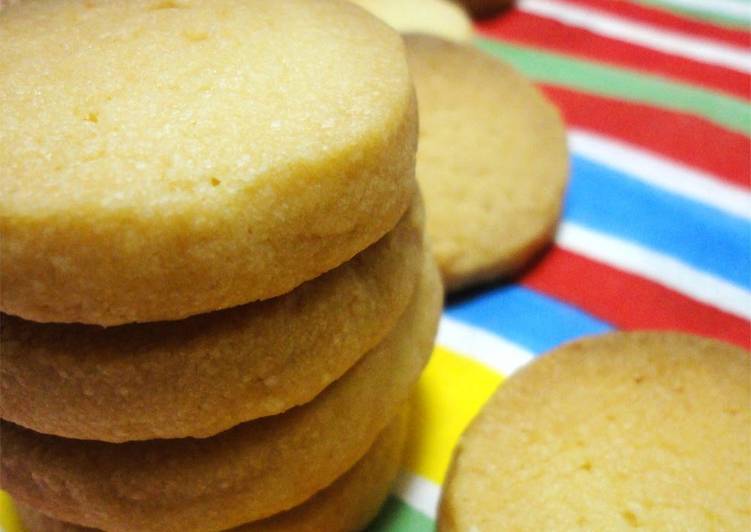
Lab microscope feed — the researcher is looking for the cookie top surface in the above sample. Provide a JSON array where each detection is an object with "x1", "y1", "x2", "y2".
[
  {"x1": 0, "y1": 196, "x2": 424, "y2": 441},
  {"x1": 406, "y1": 35, "x2": 567, "y2": 291},
  {"x1": 1, "y1": 0, "x2": 406, "y2": 208},
  {"x1": 0, "y1": 0, "x2": 416, "y2": 324},
  {"x1": 351, "y1": 0, "x2": 473, "y2": 42},
  {"x1": 440, "y1": 332, "x2": 751, "y2": 531},
  {"x1": 1, "y1": 254, "x2": 442, "y2": 532}
]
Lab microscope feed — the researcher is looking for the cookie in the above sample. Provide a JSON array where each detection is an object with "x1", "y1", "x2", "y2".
[
  {"x1": 0, "y1": 195, "x2": 424, "y2": 442},
  {"x1": 439, "y1": 332, "x2": 750, "y2": 531},
  {"x1": 454, "y1": 0, "x2": 514, "y2": 18},
  {"x1": 16, "y1": 408, "x2": 409, "y2": 532},
  {"x1": 351, "y1": 0, "x2": 473, "y2": 42},
  {"x1": 0, "y1": 0, "x2": 417, "y2": 325},
  {"x1": 0, "y1": 253, "x2": 442, "y2": 532},
  {"x1": 405, "y1": 35, "x2": 567, "y2": 291}
]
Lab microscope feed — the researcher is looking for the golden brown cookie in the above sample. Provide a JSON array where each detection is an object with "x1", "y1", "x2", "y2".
[
  {"x1": 0, "y1": 195, "x2": 424, "y2": 442},
  {"x1": 405, "y1": 35, "x2": 567, "y2": 291},
  {"x1": 0, "y1": 0, "x2": 417, "y2": 325},
  {"x1": 439, "y1": 332, "x2": 750, "y2": 531},
  {"x1": 1, "y1": 254, "x2": 442, "y2": 532},
  {"x1": 351, "y1": 0, "x2": 474, "y2": 42},
  {"x1": 16, "y1": 408, "x2": 409, "y2": 532}
]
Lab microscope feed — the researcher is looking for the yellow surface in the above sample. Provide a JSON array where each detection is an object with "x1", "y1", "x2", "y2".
[
  {"x1": 0, "y1": 491, "x2": 22, "y2": 532},
  {"x1": 404, "y1": 346, "x2": 503, "y2": 484}
]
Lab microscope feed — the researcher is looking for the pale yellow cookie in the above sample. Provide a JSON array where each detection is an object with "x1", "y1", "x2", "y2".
[
  {"x1": 16, "y1": 408, "x2": 409, "y2": 532},
  {"x1": 405, "y1": 35, "x2": 567, "y2": 291},
  {"x1": 0, "y1": 196, "x2": 423, "y2": 442},
  {"x1": 0, "y1": 254, "x2": 442, "y2": 532},
  {"x1": 440, "y1": 332, "x2": 751, "y2": 531},
  {"x1": 351, "y1": 0, "x2": 474, "y2": 42},
  {"x1": 0, "y1": 0, "x2": 416, "y2": 325}
]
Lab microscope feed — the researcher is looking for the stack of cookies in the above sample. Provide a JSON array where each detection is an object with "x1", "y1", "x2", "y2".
[{"x1": 0, "y1": 1, "x2": 442, "y2": 531}]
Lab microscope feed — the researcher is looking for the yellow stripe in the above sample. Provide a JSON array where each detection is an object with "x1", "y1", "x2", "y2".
[
  {"x1": 0, "y1": 491, "x2": 23, "y2": 532},
  {"x1": 403, "y1": 345, "x2": 504, "y2": 485}
]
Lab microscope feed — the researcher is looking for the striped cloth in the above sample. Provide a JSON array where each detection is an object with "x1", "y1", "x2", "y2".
[
  {"x1": 0, "y1": 1, "x2": 748, "y2": 531},
  {"x1": 368, "y1": 0, "x2": 750, "y2": 529}
]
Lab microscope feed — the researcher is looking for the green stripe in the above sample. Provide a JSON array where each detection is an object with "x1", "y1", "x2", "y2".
[
  {"x1": 475, "y1": 38, "x2": 751, "y2": 136},
  {"x1": 634, "y1": 0, "x2": 751, "y2": 29},
  {"x1": 368, "y1": 496, "x2": 435, "y2": 532}
]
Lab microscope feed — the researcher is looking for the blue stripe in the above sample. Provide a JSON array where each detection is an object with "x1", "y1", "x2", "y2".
[
  {"x1": 565, "y1": 155, "x2": 751, "y2": 288},
  {"x1": 446, "y1": 285, "x2": 613, "y2": 354}
]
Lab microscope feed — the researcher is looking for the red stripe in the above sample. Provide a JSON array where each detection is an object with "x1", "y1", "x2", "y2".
[
  {"x1": 522, "y1": 247, "x2": 751, "y2": 350},
  {"x1": 476, "y1": 11, "x2": 750, "y2": 99},
  {"x1": 553, "y1": 0, "x2": 751, "y2": 48},
  {"x1": 542, "y1": 85, "x2": 751, "y2": 189}
]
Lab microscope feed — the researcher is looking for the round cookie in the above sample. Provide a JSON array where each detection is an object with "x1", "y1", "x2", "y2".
[
  {"x1": 405, "y1": 35, "x2": 567, "y2": 292},
  {"x1": 15, "y1": 408, "x2": 409, "y2": 532},
  {"x1": 454, "y1": 0, "x2": 514, "y2": 18},
  {"x1": 351, "y1": 0, "x2": 474, "y2": 42},
  {"x1": 0, "y1": 0, "x2": 417, "y2": 325},
  {"x1": 439, "y1": 332, "x2": 750, "y2": 531},
  {"x1": 0, "y1": 254, "x2": 442, "y2": 532},
  {"x1": 0, "y1": 195, "x2": 424, "y2": 442}
]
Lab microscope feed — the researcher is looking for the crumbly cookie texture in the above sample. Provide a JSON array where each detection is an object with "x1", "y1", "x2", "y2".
[
  {"x1": 406, "y1": 34, "x2": 567, "y2": 291},
  {"x1": 1, "y1": 254, "x2": 443, "y2": 532},
  {"x1": 351, "y1": 0, "x2": 473, "y2": 42},
  {"x1": 16, "y1": 408, "x2": 409, "y2": 532},
  {"x1": 0, "y1": 195, "x2": 424, "y2": 441},
  {"x1": 0, "y1": 0, "x2": 417, "y2": 325},
  {"x1": 440, "y1": 331, "x2": 750, "y2": 531}
]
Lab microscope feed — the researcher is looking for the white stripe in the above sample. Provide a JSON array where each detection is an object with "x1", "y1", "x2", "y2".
[
  {"x1": 557, "y1": 222, "x2": 751, "y2": 320},
  {"x1": 519, "y1": 0, "x2": 751, "y2": 73},
  {"x1": 438, "y1": 316, "x2": 534, "y2": 375},
  {"x1": 393, "y1": 471, "x2": 442, "y2": 519},
  {"x1": 568, "y1": 128, "x2": 751, "y2": 221},
  {"x1": 651, "y1": 0, "x2": 751, "y2": 21}
]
